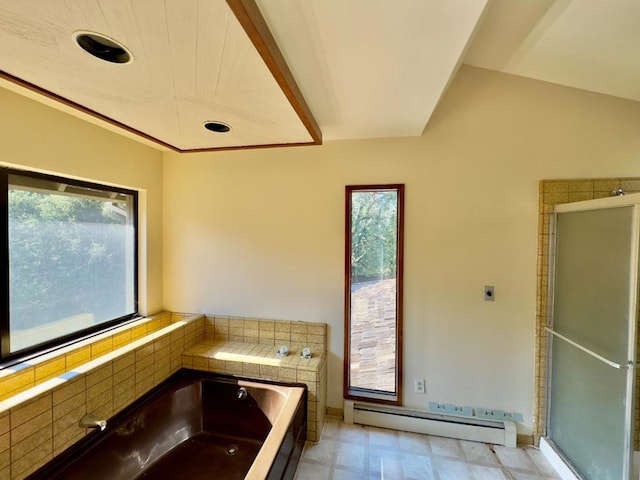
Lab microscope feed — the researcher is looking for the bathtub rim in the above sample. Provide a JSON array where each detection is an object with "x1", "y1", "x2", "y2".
[{"x1": 27, "y1": 368, "x2": 307, "y2": 480}]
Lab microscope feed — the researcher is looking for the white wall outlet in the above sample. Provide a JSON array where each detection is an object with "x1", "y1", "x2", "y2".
[{"x1": 414, "y1": 378, "x2": 426, "y2": 394}]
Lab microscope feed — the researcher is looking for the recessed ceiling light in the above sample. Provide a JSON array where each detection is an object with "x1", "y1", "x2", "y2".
[
  {"x1": 203, "y1": 121, "x2": 231, "y2": 133},
  {"x1": 73, "y1": 31, "x2": 132, "y2": 64}
]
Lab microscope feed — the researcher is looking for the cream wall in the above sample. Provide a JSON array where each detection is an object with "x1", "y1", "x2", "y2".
[
  {"x1": 0, "y1": 87, "x2": 164, "y2": 314},
  {"x1": 163, "y1": 65, "x2": 640, "y2": 435}
]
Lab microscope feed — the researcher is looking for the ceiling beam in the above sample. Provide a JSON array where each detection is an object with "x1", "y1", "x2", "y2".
[{"x1": 227, "y1": 0, "x2": 323, "y2": 146}]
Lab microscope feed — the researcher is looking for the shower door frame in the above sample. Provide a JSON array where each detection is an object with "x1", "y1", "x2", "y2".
[{"x1": 545, "y1": 193, "x2": 640, "y2": 480}]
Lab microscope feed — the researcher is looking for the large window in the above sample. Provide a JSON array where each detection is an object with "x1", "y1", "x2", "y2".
[
  {"x1": 344, "y1": 184, "x2": 404, "y2": 404},
  {"x1": 0, "y1": 168, "x2": 137, "y2": 361}
]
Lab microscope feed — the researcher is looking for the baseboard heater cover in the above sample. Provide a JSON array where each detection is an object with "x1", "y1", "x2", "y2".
[{"x1": 344, "y1": 400, "x2": 516, "y2": 447}]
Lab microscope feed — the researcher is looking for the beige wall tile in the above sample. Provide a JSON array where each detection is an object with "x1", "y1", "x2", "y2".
[
  {"x1": 593, "y1": 179, "x2": 620, "y2": 192},
  {"x1": 0, "y1": 462, "x2": 8, "y2": 480},
  {"x1": 113, "y1": 331, "x2": 132, "y2": 348},
  {"x1": 307, "y1": 324, "x2": 326, "y2": 336},
  {"x1": 226, "y1": 363, "x2": 243, "y2": 375},
  {"x1": 11, "y1": 439, "x2": 51, "y2": 480},
  {"x1": 52, "y1": 377, "x2": 85, "y2": 406},
  {"x1": 542, "y1": 181, "x2": 568, "y2": 193},
  {"x1": 130, "y1": 324, "x2": 148, "y2": 340},
  {"x1": 53, "y1": 391, "x2": 85, "y2": 422},
  {"x1": 113, "y1": 351, "x2": 135, "y2": 375},
  {"x1": 0, "y1": 432, "x2": 8, "y2": 457},
  {"x1": 278, "y1": 368, "x2": 297, "y2": 381},
  {"x1": 275, "y1": 332, "x2": 290, "y2": 344},
  {"x1": 90, "y1": 338, "x2": 113, "y2": 358},
  {"x1": 297, "y1": 370, "x2": 317, "y2": 382},
  {"x1": 65, "y1": 346, "x2": 91, "y2": 370},
  {"x1": 10, "y1": 394, "x2": 51, "y2": 429},
  {"x1": 34, "y1": 358, "x2": 66, "y2": 383},
  {"x1": 208, "y1": 359, "x2": 225, "y2": 373},
  {"x1": 0, "y1": 412, "x2": 9, "y2": 440},
  {"x1": 291, "y1": 333, "x2": 307, "y2": 343},
  {"x1": 86, "y1": 364, "x2": 112, "y2": 389},
  {"x1": 242, "y1": 363, "x2": 260, "y2": 376},
  {"x1": 243, "y1": 319, "x2": 259, "y2": 330},
  {"x1": 291, "y1": 322, "x2": 308, "y2": 334},
  {"x1": 113, "y1": 375, "x2": 135, "y2": 411},
  {"x1": 11, "y1": 409, "x2": 51, "y2": 446},
  {"x1": 567, "y1": 180, "x2": 594, "y2": 192},
  {"x1": 11, "y1": 423, "x2": 53, "y2": 463},
  {"x1": 0, "y1": 370, "x2": 34, "y2": 400},
  {"x1": 274, "y1": 321, "x2": 291, "y2": 333},
  {"x1": 53, "y1": 424, "x2": 84, "y2": 457}
]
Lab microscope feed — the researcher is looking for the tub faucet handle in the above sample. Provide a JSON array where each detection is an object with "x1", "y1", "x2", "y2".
[
  {"x1": 276, "y1": 345, "x2": 289, "y2": 357},
  {"x1": 79, "y1": 413, "x2": 107, "y2": 431},
  {"x1": 300, "y1": 347, "x2": 312, "y2": 359}
]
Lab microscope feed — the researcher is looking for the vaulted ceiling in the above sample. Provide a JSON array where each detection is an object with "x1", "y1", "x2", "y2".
[{"x1": 0, "y1": 0, "x2": 638, "y2": 152}]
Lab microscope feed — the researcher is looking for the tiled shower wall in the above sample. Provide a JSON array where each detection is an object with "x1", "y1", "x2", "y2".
[{"x1": 535, "y1": 178, "x2": 640, "y2": 448}]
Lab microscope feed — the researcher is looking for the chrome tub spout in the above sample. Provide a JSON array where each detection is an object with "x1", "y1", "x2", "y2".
[
  {"x1": 79, "y1": 413, "x2": 107, "y2": 431},
  {"x1": 237, "y1": 387, "x2": 248, "y2": 400}
]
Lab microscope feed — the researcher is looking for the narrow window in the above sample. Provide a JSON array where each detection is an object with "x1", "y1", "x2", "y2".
[
  {"x1": 0, "y1": 169, "x2": 137, "y2": 360},
  {"x1": 344, "y1": 185, "x2": 404, "y2": 404}
]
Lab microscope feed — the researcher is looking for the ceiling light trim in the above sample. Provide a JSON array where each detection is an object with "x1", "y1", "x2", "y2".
[{"x1": 72, "y1": 31, "x2": 134, "y2": 65}]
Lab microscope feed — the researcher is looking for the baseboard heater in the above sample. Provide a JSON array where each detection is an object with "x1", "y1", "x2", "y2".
[{"x1": 344, "y1": 400, "x2": 516, "y2": 447}]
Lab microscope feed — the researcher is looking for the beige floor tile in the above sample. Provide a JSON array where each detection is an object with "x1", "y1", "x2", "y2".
[
  {"x1": 401, "y1": 452, "x2": 436, "y2": 480},
  {"x1": 525, "y1": 447, "x2": 561, "y2": 478},
  {"x1": 338, "y1": 423, "x2": 369, "y2": 444},
  {"x1": 434, "y1": 457, "x2": 474, "y2": 480},
  {"x1": 429, "y1": 435, "x2": 463, "y2": 459},
  {"x1": 368, "y1": 426, "x2": 399, "y2": 448},
  {"x1": 494, "y1": 445, "x2": 536, "y2": 470},
  {"x1": 368, "y1": 447, "x2": 403, "y2": 478},
  {"x1": 294, "y1": 461, "x2": 331, "y2": 480},
  {"x1": 397, "y1": 431, "x2": 431, "y2": 455},
  {"x1": 321, "y1": 416, "x2": 341, "y2": 440},
  {"x1": 334, "y1": 442, "x2": 366, "y2": 470},
  {"x1": 302, "y1": 439, "x2": 336, "y2": 464},
  {"x1": 469, "y1": 464, "x2": 510, "y2": 480},
  {"x1": 296, "y1": 418, "x2": 559, "y2": 480},
  {"x1": 507, "y1": 470, "x2": 549, "y2": 480},
  {"x1": 460, "y1": 439, "x2": 499, "y2": 465},
  {"x1": 331, "y1": 466, "x2": 366, "y2": 480}
]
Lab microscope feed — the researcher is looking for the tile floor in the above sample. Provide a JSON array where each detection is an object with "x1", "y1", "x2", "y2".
[{"x1": 294, "y1": 416, "x2": 560, "y2": 480}]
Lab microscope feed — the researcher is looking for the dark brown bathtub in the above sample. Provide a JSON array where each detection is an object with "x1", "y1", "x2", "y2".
[{"x1": 29, "y1": 369, "x2": 307, "y2": 480}]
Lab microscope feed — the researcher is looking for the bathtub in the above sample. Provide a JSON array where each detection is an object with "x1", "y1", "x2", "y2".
[{"x1": 29, "y1": 369, "x2": 307, "y2": 480}]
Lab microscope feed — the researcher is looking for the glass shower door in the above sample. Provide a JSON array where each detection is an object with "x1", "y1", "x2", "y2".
[{"x1": 547, "y1": 201, "x2": 639, "y2": 480}]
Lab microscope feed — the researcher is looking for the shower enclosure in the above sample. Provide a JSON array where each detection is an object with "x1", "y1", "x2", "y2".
[{"x1": 546, "y1": 193, "x2": 640, "y2": 480}]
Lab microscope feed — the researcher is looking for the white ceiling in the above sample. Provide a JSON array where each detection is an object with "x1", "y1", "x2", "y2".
[
  {"x1": 464, "y1": 0, "x2": 640, "y2": 103},
  {"x1": 1, "y1": 0, "x2": 638, "y2": 149},
  {"x1": 0, "y1": 0, "x2": 318, "y2": 151},
  {"x1": 256, "y1": 0, "x2": 489, "y2": 141},
  {"x1": 260, "y1": 0, "x2": 640, "y2": 142}
]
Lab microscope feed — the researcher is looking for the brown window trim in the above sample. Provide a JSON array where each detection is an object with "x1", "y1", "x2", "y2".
[{"x1": 344, "y1": 184, "x2": 404, "y2": 405}]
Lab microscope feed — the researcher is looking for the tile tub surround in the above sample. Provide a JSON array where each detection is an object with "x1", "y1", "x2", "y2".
[
  {"x1": 0, "y1": 313, "x2": 205, "y2": 480},
  {"x1": 185, "y1": 315, "x2": 328, "y2": 442},
  {"x1": 295, "y1": 416, "x2": 560, "y2": 480},
  {"x1": 0, "y1": 311, "x2": 185, "y2": 402},
  {"x1": 534, "y1": 178, "x2": 640, "y2": 445}
]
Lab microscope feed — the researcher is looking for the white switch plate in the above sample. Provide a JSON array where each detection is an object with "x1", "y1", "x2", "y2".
[{"x1": 414, "y1": 378, "x2": 426, "y2": 394}]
